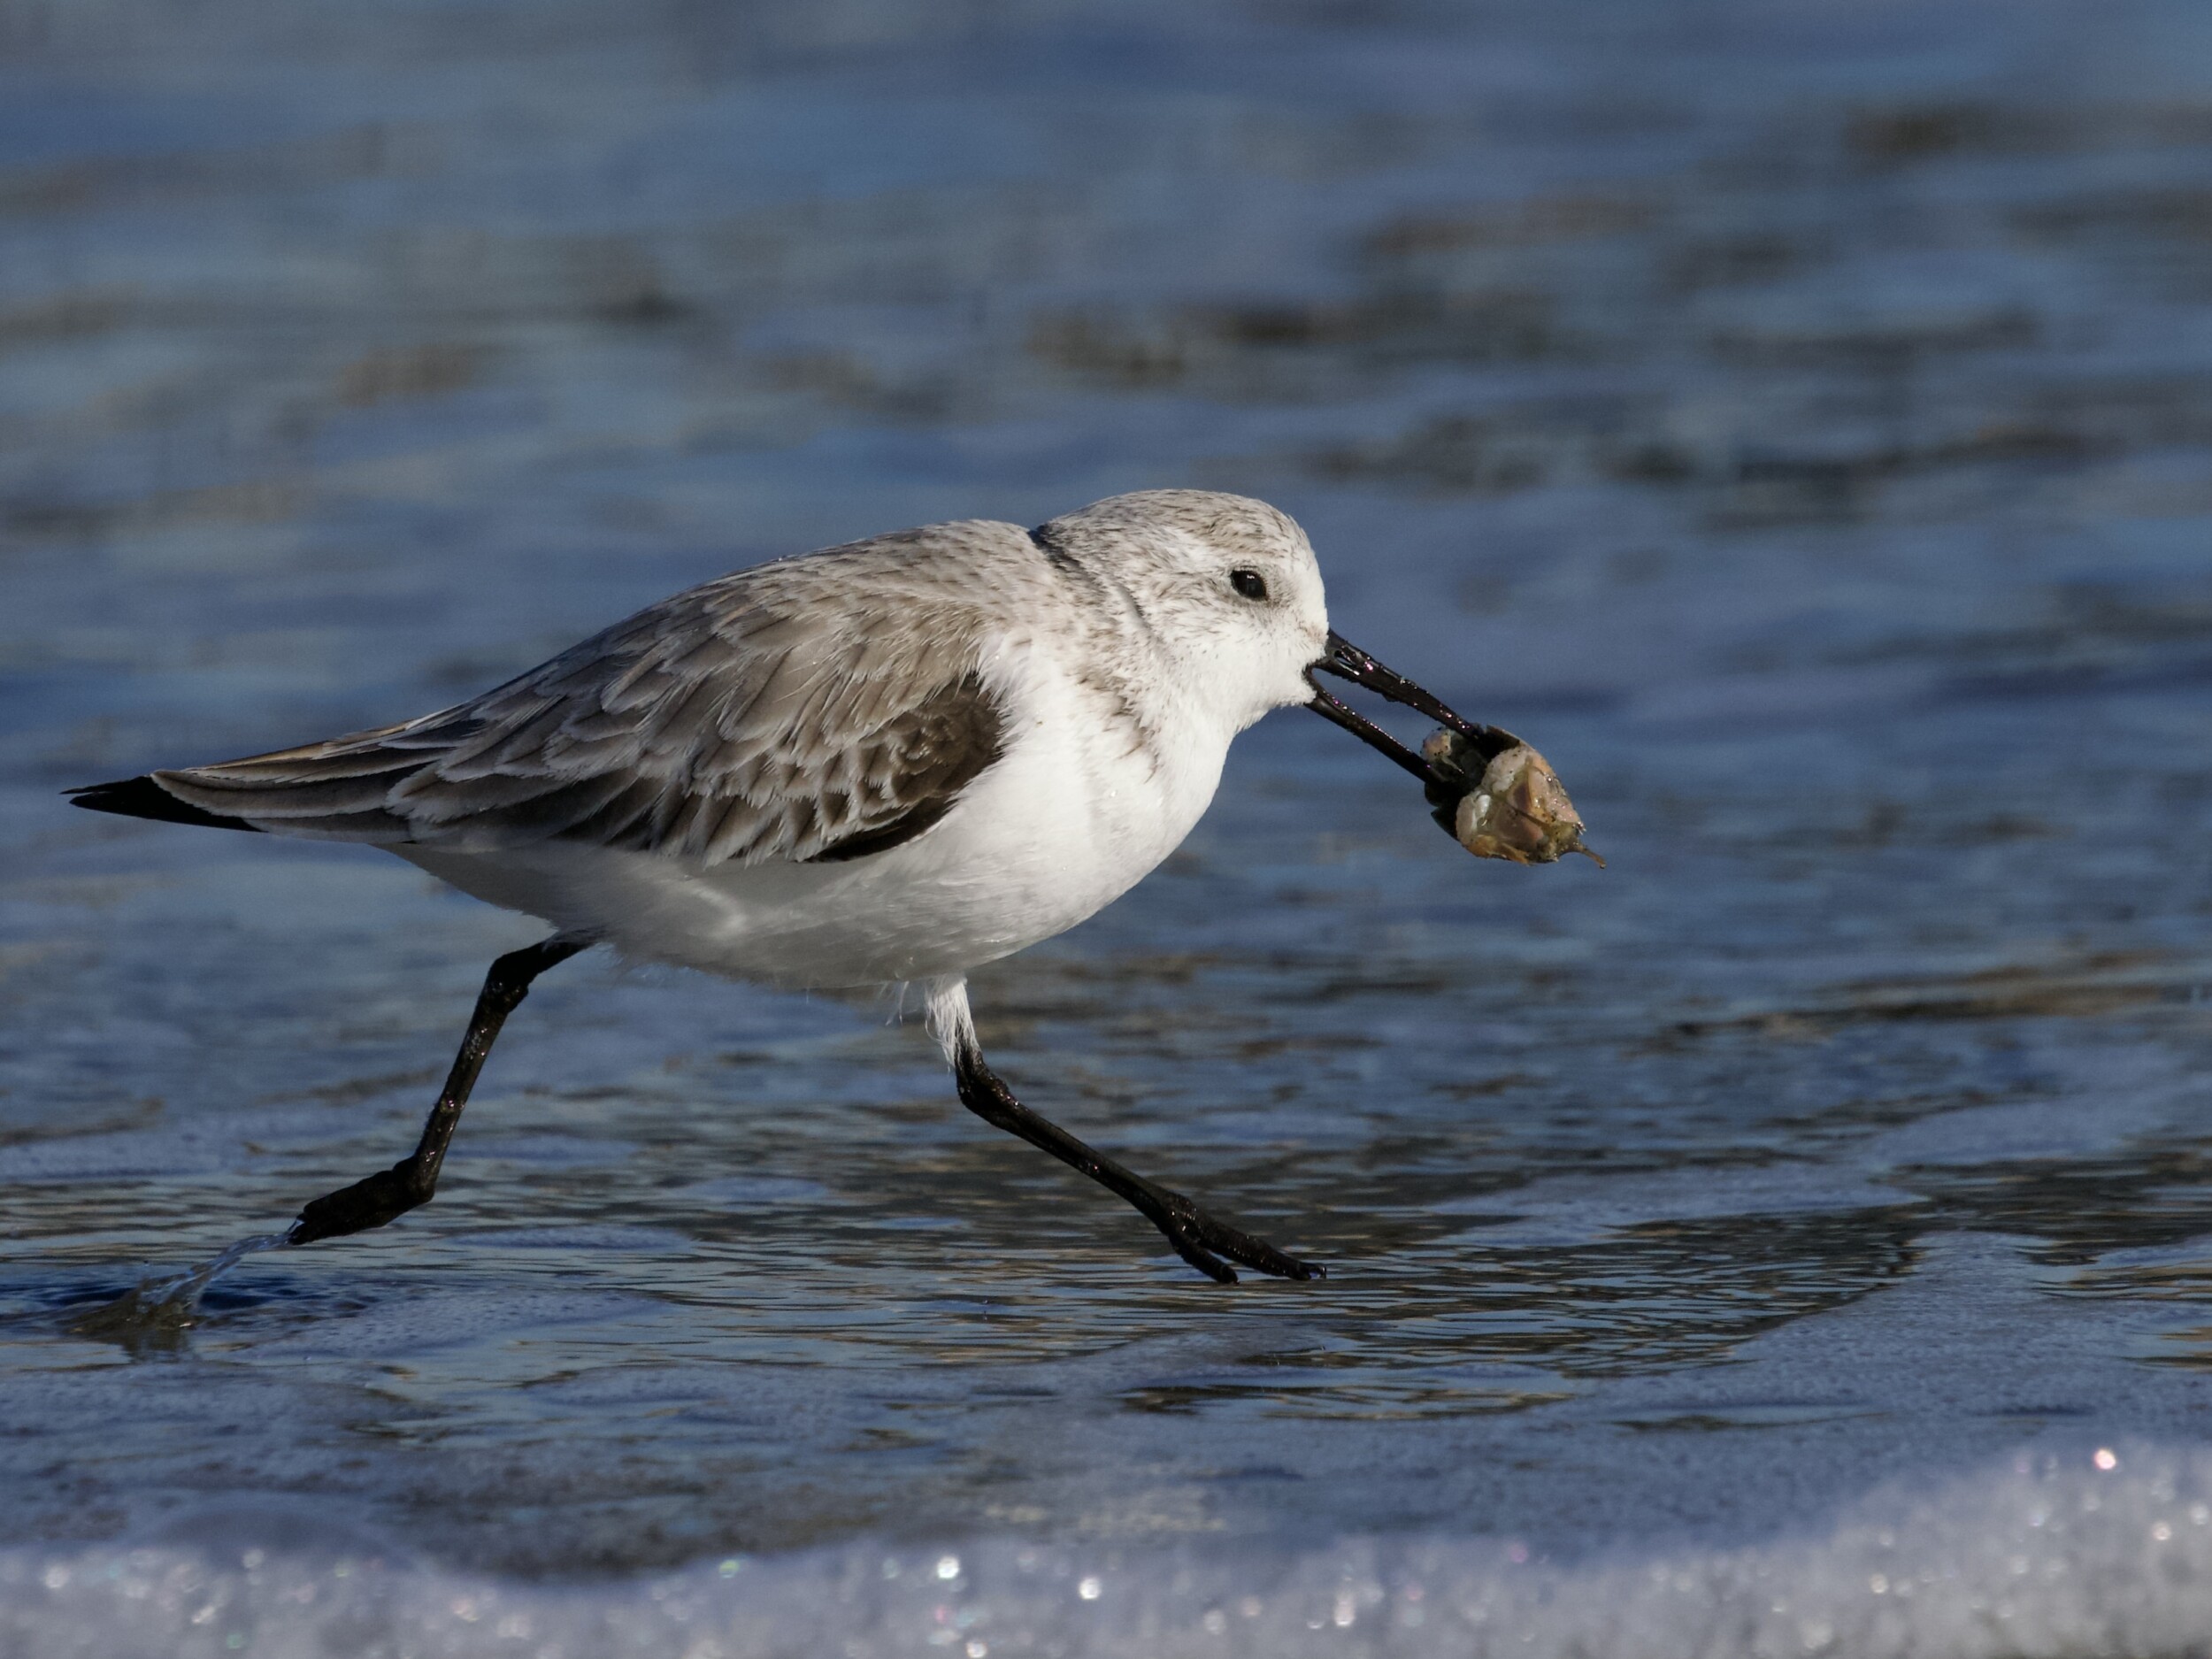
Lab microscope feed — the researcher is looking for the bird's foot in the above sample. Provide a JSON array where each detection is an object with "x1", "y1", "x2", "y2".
[
  {"x1": 287, "y1": 1158, "x2": 434, "y2": 1246},
  {"x1": 1151, "y1": 1188, "x2": 1325, "y2": 1284}
]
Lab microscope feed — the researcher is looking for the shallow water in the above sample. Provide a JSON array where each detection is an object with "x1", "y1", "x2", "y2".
[{"x1": 8, "y1": 0, "x2": 2212, "y2": 1649}]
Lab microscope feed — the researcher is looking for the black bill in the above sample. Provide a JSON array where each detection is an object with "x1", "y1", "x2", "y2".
[
  {"x1": 1303, "y1": 630, "x2": 1517, "y2": 787},
  {"x1": 1306, "y1": 630, "x2": 1601, "y2": 867}
]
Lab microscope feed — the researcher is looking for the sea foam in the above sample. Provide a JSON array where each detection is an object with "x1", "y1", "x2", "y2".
[{"x1": 6, "y1": 1442, "x2": 2210, "y2": 1658}]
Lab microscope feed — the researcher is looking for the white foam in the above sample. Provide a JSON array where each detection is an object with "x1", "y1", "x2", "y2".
[{"x1": 9, "y1": 1443, "x2": 2212, "y2": 1657}]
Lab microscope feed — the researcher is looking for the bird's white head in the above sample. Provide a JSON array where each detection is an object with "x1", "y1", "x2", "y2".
[{"x1": 1033, "y1": 489, "x2": 1330, "y2": 731}]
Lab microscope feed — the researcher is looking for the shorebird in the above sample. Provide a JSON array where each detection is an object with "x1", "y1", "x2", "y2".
[{"x1": 71, "y1": 489, "x2": 1501, "y2": 1284}]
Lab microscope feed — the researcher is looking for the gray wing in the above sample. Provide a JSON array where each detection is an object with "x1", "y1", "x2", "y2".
[{"x1": 72, "y1": 535, "x2": 1013, "y2": 867}]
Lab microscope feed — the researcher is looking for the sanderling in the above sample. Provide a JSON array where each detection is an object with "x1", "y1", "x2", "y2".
[{"x1": 72, "y1": 488, "x2": 1511, "y2": 1284}]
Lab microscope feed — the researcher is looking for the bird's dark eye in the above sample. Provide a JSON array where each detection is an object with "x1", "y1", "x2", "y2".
[{"x1": 1230, "y1": 568, "x2": 1268, "y2": 602}]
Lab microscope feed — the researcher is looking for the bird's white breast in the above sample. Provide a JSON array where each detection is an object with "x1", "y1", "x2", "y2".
[{"x1": 398, "y1": 637, "x2": 1237, "y2": 987}]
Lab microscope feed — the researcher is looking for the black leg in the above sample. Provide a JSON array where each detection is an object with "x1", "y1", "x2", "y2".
[
  {"x1": 949, "y1": 1033, "x2": 1324, "y2": 1285},
  {"x1": 286, "y1": 933, "x2": 592, "y2": 1247}
]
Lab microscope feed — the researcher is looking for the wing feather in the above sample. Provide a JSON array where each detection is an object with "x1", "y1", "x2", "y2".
[{"x1": 81, "y1": 526, "x2": 1025, "y2": 865}]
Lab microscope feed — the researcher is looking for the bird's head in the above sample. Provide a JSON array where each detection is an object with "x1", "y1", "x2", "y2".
[
  {"x1": 1030, "y1": 488, "x2": 1330, "y2": 730},
  {"x1": 1032, "y1": 489, "x2": 1548, "y2": 824}
]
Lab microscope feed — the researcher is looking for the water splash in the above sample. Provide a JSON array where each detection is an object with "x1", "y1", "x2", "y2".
[{"x1": 65, "y1": 1233, "x2": 288, "y2": 1348}]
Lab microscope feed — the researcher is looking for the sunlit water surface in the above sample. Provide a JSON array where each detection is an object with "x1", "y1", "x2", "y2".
[{"x1": 7, "y1": 0, "x2": 2212, "y2": 1651}]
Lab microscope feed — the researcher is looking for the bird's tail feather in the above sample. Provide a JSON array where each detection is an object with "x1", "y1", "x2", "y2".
[{"x1": 66, "y1": 775, "x2": 266, "y2": 833}]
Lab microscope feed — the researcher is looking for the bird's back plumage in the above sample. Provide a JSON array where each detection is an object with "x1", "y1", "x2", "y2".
[{"x1": 73, "y1": 521, "x2": 1039, "y2": 866}]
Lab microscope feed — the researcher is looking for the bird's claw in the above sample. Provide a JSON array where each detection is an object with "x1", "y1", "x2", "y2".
[
  {"x1": 1154, "y1": 1190, "x2": 1325, "y2": 1284},
  {"x1": 287, "y1": 1158, "x2": 434, "y2": 1246}
]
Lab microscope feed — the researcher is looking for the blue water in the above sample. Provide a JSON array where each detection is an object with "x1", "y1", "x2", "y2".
[{"x1": 8, "y1": 0, "x2": 2212, "y2": 1651}]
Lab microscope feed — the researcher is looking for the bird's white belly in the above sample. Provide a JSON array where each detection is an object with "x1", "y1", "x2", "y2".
[{"x1": 397, "y1": 664, "x2": 1230, "y2": 987}]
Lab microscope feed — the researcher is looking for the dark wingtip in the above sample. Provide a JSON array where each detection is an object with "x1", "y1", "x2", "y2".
[{"x1": 65, "y1": 776, "x2": 265, "y2": 833}]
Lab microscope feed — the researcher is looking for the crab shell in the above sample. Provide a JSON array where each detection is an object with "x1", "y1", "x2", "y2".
[{"x1": 1421, "y1": 731, "x2": 1601, "y2": 867}]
